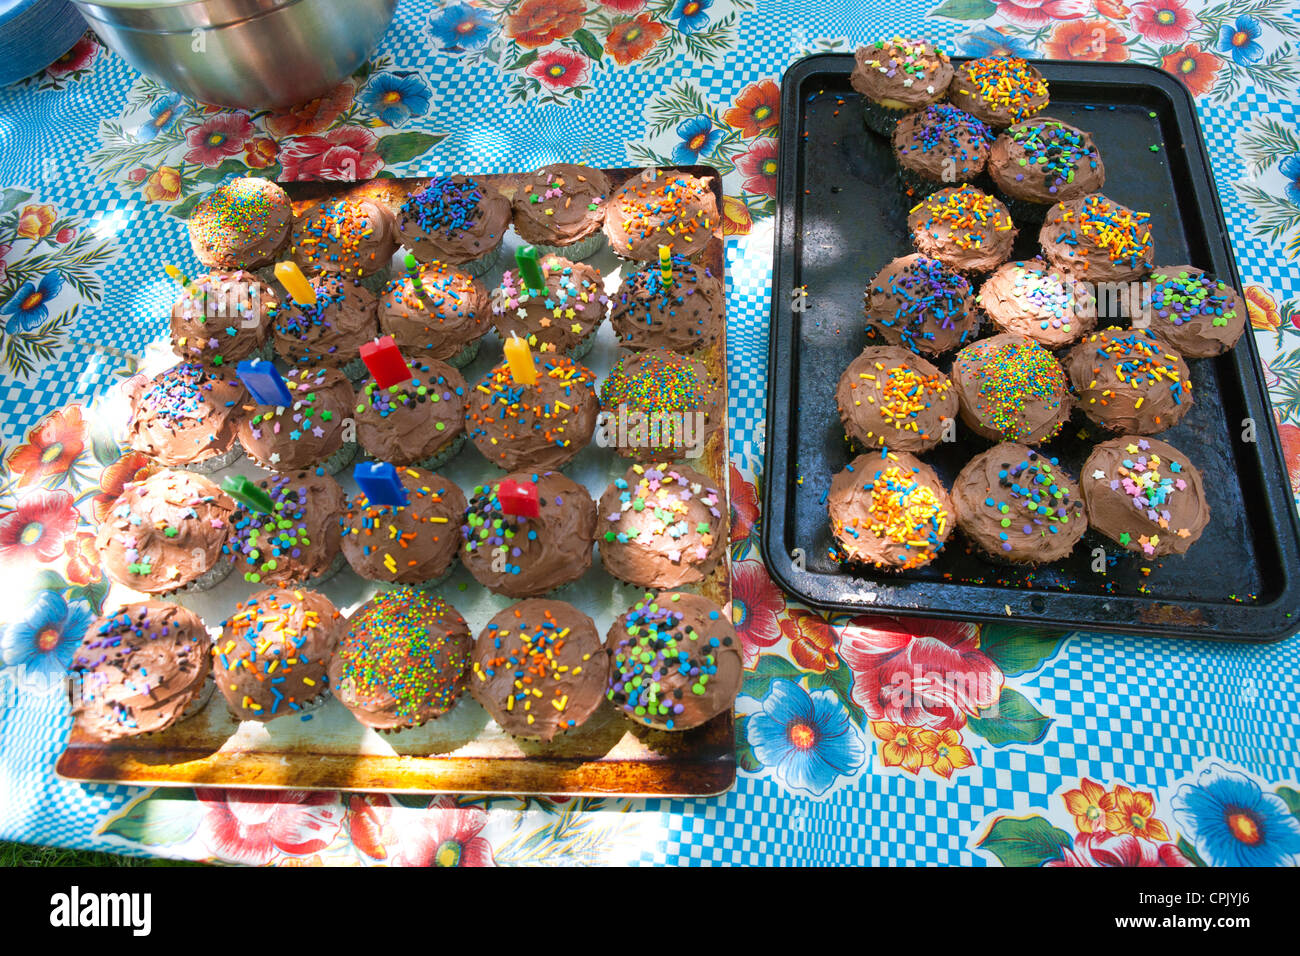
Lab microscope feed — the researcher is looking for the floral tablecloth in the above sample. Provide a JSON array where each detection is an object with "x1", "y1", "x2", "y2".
[{"x1": 2, "y1": 0, "x2": 1299, "y2": 866}]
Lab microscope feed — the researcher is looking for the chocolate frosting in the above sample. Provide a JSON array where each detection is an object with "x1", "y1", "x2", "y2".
[
  {"x1": 892, "y1": 104, "x2": 994, "y2": 183},
  {"x1": 979, "y1": 259, "x2": 1097, "y2": 348},
  {"x1": 236, "y1": 366, "x2": 354, "y2": 471},
  {"x1": 291, "y1": 196, "x2": 398, "y2": 278},
  {"x1": 127, "y1": 363, "x2": 246, "y2": 467},
  {"x1": 850, "y1": 39, "x2": 953, "y2": 110},
  {"x1": 604, "y1": 169, "x2": 718, "y2": 261},
  {"x1": 908, "y1": 184, "x2": 1017, "y2": 274},
  {"x1": 952, "y1": 443, "x2": 1087, "y2": 563},
  {"x1": 329, "y1": 589, "x2": 471, "y2": 730},
  {"x1": 461, "y1": 471, "x2": 596, "y2": 598},
  {"x1": 340, "y1": 466, "x2": 466, "y2": 584},
  {"x1": 379, "y1": 261, "x2": 490, "y2": 360},
  {"x1": 71, "y1": 601, "x2": 211, "y2": 740},
  {"x1": 864, "y1": 254, "x2": 981, "y2": 355},
  {"x1": 354, "y1": 355, "x2": 468, "y2": 465},
  {"x1": 1081, "y1": 435, "x2": 1210, "y2": 556},
  {"x1": 989, "y1": 117, "x2": 1104, "y2": 205},
  {"x1": 597, "y1": 462, "x2": 726, "y2": 588},
  {"x1": 188, "y1": 177, "x2": 292, "y2": 270},
  {"x1": 95, "y1": 469, "x2": 234, "y2": 594},
  {"x1": 491, "y1": 254, "x2": 607, "y2": 354},
  {"x1": 511, "y1": 163, "x2": 613, "y2": 246},
  {"x1": 471, "y1": 599, "x2": 609, "y2": 741},
  {"x1": 827, "y1": 450, "x2": 953, "y2": 570},
  {"x1": 398, "y1": 175, "x2": 510, "y2": 264},
  {"x1": 835, "y1": 345, "x2": 957, "y2": 453},
  {"x1": 599, "y1": 348, "x2": 723, "y2": 461},
  {"x1": 1040, "y1": 193, "x2": 1154, "y2": 283},
  {"x1": 466, "y1": 357, "x2": 600, "y2": 471},
  {"x1": 605, "y1": 591, "x2": 742, "y2": 732},
  {"x1": 273, "y1": 272, "x2": 378, "y2": 370},
  {"x1": 609, "y1": 254, "x2": 724, "y2": 351},
  {"x1": 948, "y1": 57, "x2": 1050, "y2": 128},
  {"x1": 224, "y1": 470, "x2": 344, "y2": 585},
  {"x1": 1141, "y1": 265, "x2": 1246, "y2": 358},
  {"x1": 951, "y1": 333, "x2": 1072, "y2": 444},
  {"x1": 169, "y1": 270, "x2": 278, "y2": 373},
  {"x1": 1065, "y1": 327, "x2": 1193, "y2": 434},
  {"x1": 216, "y1": 588, "x2": 344, "y2": 722}
]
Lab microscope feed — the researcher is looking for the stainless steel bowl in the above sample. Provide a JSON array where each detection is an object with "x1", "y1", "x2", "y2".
[{"x1": 72, "y1": 0, "x2": 398, "y2": 108}]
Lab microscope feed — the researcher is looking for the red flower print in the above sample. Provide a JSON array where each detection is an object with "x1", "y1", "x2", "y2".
[
  {"x1": 731, "y1": 559, "x2": 785, "y2": 665},
  {"x1": 1277, "y1": 421, "x2": 1300, "y2": 495},
  {"x1": 1044, "y1": 20, "x2": 1129, "y2": 61},
  {"x1": 195, "y1": 788, "x2": 345, "y2": 865},
  {"x1": 6, "y1": 405, "x2": 87, "y2": 488},
  {"x1": 599, "y1": 0, "x2": 647, "y2": 12},
  {"x1": 0, "y1": 242, "x2": 10, "y2": 285},
  {"x1": 391, "y1": 796, "x2": 494, "y2": 867},
  {"x1": 1161, "y1": 44, "x2": 1223, "y2": 97},
  {"x1": 264, "y1": 81, "x2": 354, "y2": 138},
  {"x1": 526, "y1": 49, "x2": 591, "y2": 90},
  {"x1": 1047, "y1": 831, "x2": 1194, "y2": 867},
  {"x1": 279, "y1": 127, "x2": 384, "y2": 181},
  {"x1": 47, "y1": 35, "x2": 97, "y2": 76},
  {"x1": 1094, "y1": 0, "x2": 1130, "y2": 15},
  {"x1": 781, "y1": 608, "x2": 839, "y2": 673},
  {"x1": 244, "y1": 137, "x2": 279, "y2": 169},
  {"x1": 55, "y1": 226, "x2": 76, "y2": 243},
  {"x1": 1130, "y1": 0, "x2": 1200, "y2": 44},
  {"x1": 346, "y1": 794, "x2": 396, "y2": 860},
  {"x1": 724, "y1": 79, "x2": 780, "y2": 138},
  {"x1": 994, "y1": 0, "x2": 1090, "y2": 27},
  {"x1": 738, "y1": 138, "x2": 779, "y2": 198},
  {"x1": 729, "y1": 463, "x2": 759, "y2": 542},
  {"x1": 64, "y1": 532, "x2": 102, "y2": 586},
  {"x1": 93, "y1": 451, "x2": 157, "y2": 524},
  {"x1": 840, "y1": 615, "x2": 1002, "y2": 731},
  {"x1": 184, "y1": 113, "x2": 256, "y2": 167},
  {"x1": 721, "y1": 195, "x2": 752, "y2": 236},
  {"x1": 506, "y1": 0, "x2": 587, "y2": 49},
  {"x1": 604, "y1": 14, "x2": 667, "y2": 66},
  {"x1": 0, "y1": 489, "x2": 79, "y2": 566}
]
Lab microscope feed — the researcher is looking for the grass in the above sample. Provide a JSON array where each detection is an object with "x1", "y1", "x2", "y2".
[{"x1": 0, "y1": 840, "x2": 203, "y2": 866}]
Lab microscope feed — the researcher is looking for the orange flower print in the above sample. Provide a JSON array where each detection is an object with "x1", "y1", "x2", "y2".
[
  {"x1": 142, "y1": 166, "x2": 181, "y2": 203},
  {"x1": 872, "y1": 721, "x2": 932, "y2": 773},
  {"x1": 506, "y1": 0, "x2": 587, "y2": 50},
  {"x1": 1161, "y1": 43, "x2": 1223, "y2": 97},
  {"x1": 917, "y1": 729, "x2": 973, "y2": 778},
  {"x1": 1105, "y1": 784, "x2": 1170, "y2": 841},
  {"x1": 721, "y1": 195, "x2": 753, "y2": 236},
  {"x1": 724, "y1": 79, "x2": 780, "y2": 138},
  {"x1": 6, "y1": 405, "x2": 87, "y2": 488},
  {"x1": 64, "y1": 531, "x2": 102, "y2": 586},
  {"x1": 781, "y1": 608, "x2": 839, "y2": 673},
  {"x1": 604, "y1": 14, "x2": 666, "y2": 66},
  {"x1": 1063, "y1": 777, "x2": 1113, "y2": 832},
  {"x1": 1094, "y1": 0, "x2": 1130, "y2": 15},
  {"x1": 1245, "y1": 285, "x2": 1280, "y2": 331},
  {"x1": 92, "y1": 451, "x2": 156, "y2": 523},
  {"x1": 1044, "y1": 20, "x2": 1129, "y2": 61},
  {"x1": 264, "y1": 81, "x2": 355, "y2": 138},
  {"x1": 1276, "y1": 420, "x2": 1300, "y2": 494},
  {"x1": 244, "y1": 137, "x2": 278, "y2": 169},
  {"x1": 17, "y1": 204, "x2": 58, "y2": 241}
]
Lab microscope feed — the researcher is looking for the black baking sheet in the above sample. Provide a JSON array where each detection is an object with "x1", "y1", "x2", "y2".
[{"x1": 760, "y1": 55, "x2": 1300, "y2": 641}]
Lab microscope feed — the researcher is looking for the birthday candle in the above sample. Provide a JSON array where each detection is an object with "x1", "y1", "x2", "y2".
[
  {"x1": 497, "y1": 478, "x2": 540, "y2": 518},
  {"x1": 659, "y1": 245, "x2": 673, "y2": 283},
  {"x1": 236, "y1": 359, "x2": 294, "y2": 407},
  {"x1": 221, "y1": 475, "x2": 274, "y2": 514},
  {"x1": 354, "y1": 461, "x2": 409, "y2": 507},
  {"x1": 274, "y1": 261, "x2": 317, "y2": 306},
  {"x1": 404, "y1": 252, "x2": 423, "y2": 293},
  {"x1": 516, "y1": 245, "x2": 546, "y2": 293},
  {"x1": 360, "y1": 335, "x2": 412, "y2": 388},
  {"x1": 503, "y1": 332, "x2": 538, "y2": 386}
]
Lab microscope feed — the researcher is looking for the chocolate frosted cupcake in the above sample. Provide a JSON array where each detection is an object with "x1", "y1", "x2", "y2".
[
  {"x1": 864, "y1": 254, "x2": 981, "y2": 355},
  {"x1": 169, "y1": 270, "x2": 278, "y2": 374},
  {"x1": 188, "y1": 177, "x2": 292, "y2": 270},
  {"x1": 604, "y1": 168, "x2": 718, "y2": 261},
  {"x1": 465, "y1": 357, "x2": 600, "y2": 471},
  {"x1": 379, "y1": 260, "x2": 490, "y2": 367},
  {"x1": 835, "y1": 345, "x2": 956, "y2": 454},
  {"x1": 471, "y1": 599, "x2": 609, "y2": 741},
  {"x1": 273, "y1": 272, "x2": 378, "y2": 378},
  {"x1": 952, "y1": 443, "x2": 1087, "y2": 564},
  {"x1": 951, "y1": 333, "x2": 1072, "y2": 444},
  {"x1": 599, "y1": 349, "x2": 722, "y2": 461},
  {"x1": 397, "y1": 175, "x2": 510, "y2": 275},
  {"x1": 127, "y1": 363, "x2": 246, "y2": 472},
  {"x1": 1140, "y1": 266, "x2": 1246, "y2": 358},
  {"x1": 850, "y1": 38, "x2": 954, "y2": 136},
  {"x1": 892, "y1": 103, "x2": 994, "y2": 197},
  {"x1": 510, "y1": 163, "x2": 612, "y2": 260},
  {"x1": 597, "y1": 462, "x2": 726, "y2": 588},
  {"x1": 609, "y1": 254, "x2": 723, "y2": 352},
  {"x1": 236, "y1": 366, "x2": 358, "y2": 474},
  {"x1": 70, "y1": 601, "x2": 212, "y2": 740},
  {"x1": 215, "y1": 588, "x2": 344, "y2": 721},
  {"x1": 354, "y1": 355, "x2": 468, "y2": 469},
  {"x1": 908, "y1": 184, "x2": 1017, "y2": 275},
  {"x1": 340, "y1": 466, "x2": 466, "y2": 586},
  {"x1": 989, "y1": 117, "x2": 1104, "y2": 222},
  {"x1": 96, "y1": 469, "x2": 234, "y2": 594},
  {"x1": 605, "y1": 591, "x2": 741, "y2": 732},
  {"x1": 329, "y1": 589, "x2": 472, "y2": 731},
  {"x1": 949, "y1": 56, "x2": 1050, "y2": 129},
  {"x1": 491, "y1": 254, "x2": 606, "y2": 359},
  {"x1": 290, "y1": 196, "x2": 399, "y2": 281},
  {"x1": 1066, "y1": 327, "x2": 1192, "y2": 434},
  {"x1": 1040, "y1": 193, "x2": 1154, "y2": 283},
  {"x1": 827, "y1": 450, "x2": 953, "y2": 571},
  {"x1": 223, "y1": 469, "x2": 346, "y2": 586},
  {"x1": 979, "y1": 259, "x2": 1097, "y2": 349},
  {"x1": 1082, "y1": 435, "x2": 1210, "y2": 557}
]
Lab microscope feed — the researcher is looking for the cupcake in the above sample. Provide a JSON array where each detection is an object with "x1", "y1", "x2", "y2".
[
  {"x1": 1081, "y1": 435, "x2": 1210, "y2": 557},
  {"x1": 96, "y1": 469, "x2": 235, "y2": 594},
  {"x1": 948, "y1": 56, "x2": 1050, "y2": 129},
  {"x1": 1065, "y1": 327, "x2": 1192, "y2": 434},
  {"x1": 354, "y1": 354, "x2": 468, "y2": 469},
  {"x1": 223, "y1": 469, "x2": 345, "y2": 586},
  {"x1": 126, "y1": 363, "x2": 246, "y2": 471},
  {"x1": 1140, "y1": 266, "x2": 1246, "y2": 358},
  {"x1": 979, "y1": 259, "x2": 1097, "y2": 349},
  {"x1": 397, "y1": 175, "x2": 510, "y2": 275},
  {"x1": 470, "y1": 599, "x2": 609, "y2": 741},
  {"x1": 491, "y1": 253, "x2": 606, "y2": 359},
  {"x1": 290, "y1": 196, "x2": 398, "y2": 280},
  {"x1": 340, "y1": 466, "x2": 467, "y2": 586},
  {"x1": 863, "y1": 254, "x2": 981, "y2": 355},
  {"x1": 465, "y1": 356, "x2": 600, "y2": 471},
  {"x1": 908, "y1": 184, "x2": 1017, "y2": 275},
  {"x1": 187, "y1": 177, "x2": 292, "y2": 270},
  {"x1": 70, "y1": 601, "x2": 212, "y2": 740},
  {"x1": 510, "y1": 162, "x2": 612, "y2": 260},
  {"x1": 597, "y1": 462, "x2": 726, "y2": 588},
  {"x1": 272, "y1": 271, "x2": 378, "y2": 377},
  {"x1": 988, "y1": 117, "x2": 1104, "y2": 222},
  {"x1": 605, "y1": 591, "x2": 742, "y2": 732},
  {"x1": 215, "y1": 588, "x2": 344, "y2": 721},
  {"x1": 950, "y1": 333, "x2": 1072, "y2": 444},
  {"x1": 827, "y1": 450, "x2": 953, "y2": 570},
  {"x1": 236, "y1": 366, "x2": 358, "y2": 473},
  {"x1": 850, "y1": 38, "x2": 954, "y2": 136},
  {"x1": 169, "y1": 270, "x2": 278, "y2": 374},
  {"x1": 379, "y1": 260, "x2": 490, "y2": 367},
  {"x1": 835, "y1": 345, "x2": 957, "y2": 454},
  {"x1": 952, "y1": 443, "x2": 1087, "y2": 563},
  {"x1": 329, "y1": 589, "x2": 472, "y2": 731},
  {"x1": 609, "y1": 254, "x2": 724, "y2": 352},
  {"x1": 892, "y1": 103, "x2": 994, "y2": 197},
  {"x1": 460, "y1": 471, "x2": 596, "y2": 598},
  {"x1": 1039, "y1": 193, "x2": 1155, "y2": 283},
  {"x1": 604, "y1": 168, "x2": 718, "y2": 261},
  {"x1": 598, "y1": 349, "x2": 723, "y2": 461}
]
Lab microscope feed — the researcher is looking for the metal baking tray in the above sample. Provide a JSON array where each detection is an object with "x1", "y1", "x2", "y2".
[
  {"x1": 56, "y1": 166, "x2": 735, "y2": 794},
  {"x1": 760, "y1": 56, "x2": 1300, "y2": 641}
]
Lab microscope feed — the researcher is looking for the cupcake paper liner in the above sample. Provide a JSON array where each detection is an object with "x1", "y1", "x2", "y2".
[
  {"x1": 416, "y1": 430, "x2": 468, "y2": 471},
  {"x1": 861, "y1": 99, "x2": 916, "y2": 138},
  {"x1": 164, "y1": 555, "x2": 236, "y2": 596},
  {"x1": 528, "y1": 230, "x2": 605, "y2": 262},
  {"x1": 178, "y1": 442, "x2": 244, "y2": 475},
  {"x1": 568, "y1": 325, "x2": 599, "y2": 361},
  {"x1": 444, "y1": 337, "x2": 482, "y2": 369},
  {"x1": 458, "y1": 244, "x2": 503, "y2": 278},
  {"x1": 342, "y1": 356, "x2": 369, "y2": 382},
  {"x1": 991, "y1": 187, "x2": 1051, "y2": 227},
  {"x1": 895, "y1": 165, "x2": 947, "y2": 202}
]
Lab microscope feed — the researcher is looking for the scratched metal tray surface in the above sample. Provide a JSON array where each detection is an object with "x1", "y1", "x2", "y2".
[
  {"x1": 56, "y1": 166, "x2": 735, "y2": 795},
  {"x1": 761, "y1": 56, "x2": 1300, "y2": 641}
]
